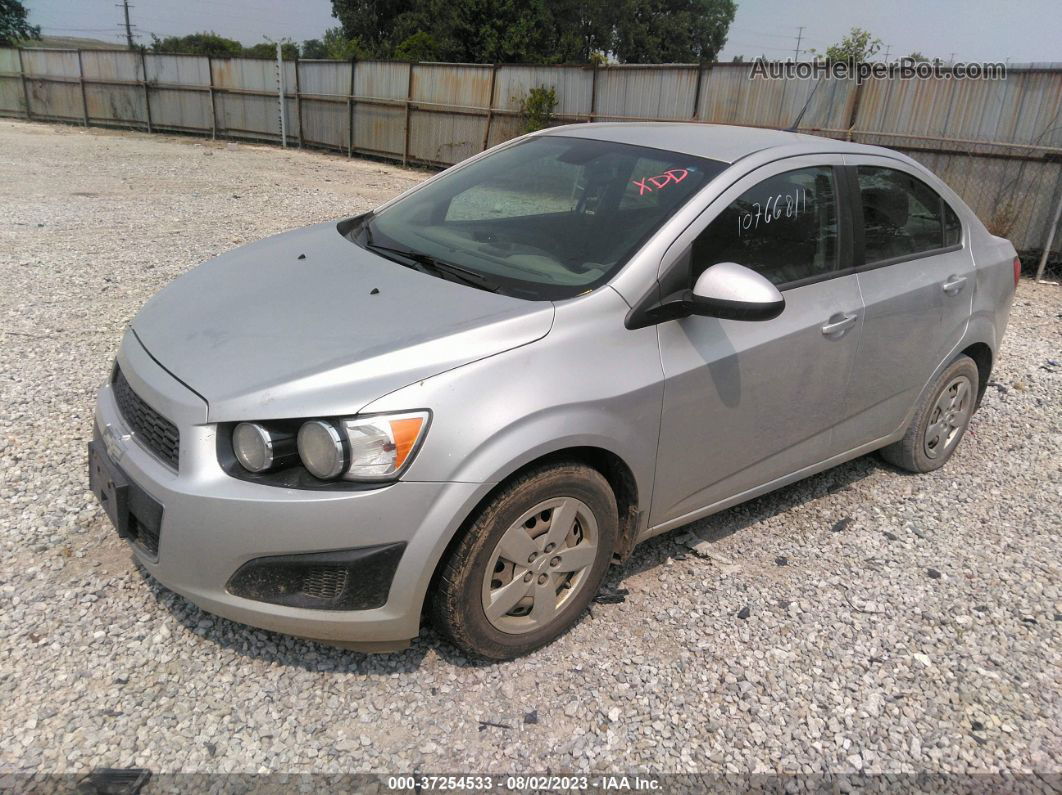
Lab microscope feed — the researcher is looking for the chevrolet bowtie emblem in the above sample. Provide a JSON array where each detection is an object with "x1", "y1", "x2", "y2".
[{"x1": 102, "y1": 424, "x2": 132, "y2": 463}]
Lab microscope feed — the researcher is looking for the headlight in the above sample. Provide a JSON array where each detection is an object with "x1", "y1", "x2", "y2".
[
  {"x1": 296, "y1": 420, "x2": 347, "y2": 480},
  {"x1": 232, "y1": 422, "x2": 295, "y2": 473},
  {"x1": 339, "y1": 411, "x2": 429, "y2": 480},
  {"x1": 227, "y1": 411, "x2": 430, "y2": 485}
]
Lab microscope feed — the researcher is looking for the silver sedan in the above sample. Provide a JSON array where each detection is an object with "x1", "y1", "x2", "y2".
[{"x1": 89, "y1": 123, "x2": 1018, "y2": 659}]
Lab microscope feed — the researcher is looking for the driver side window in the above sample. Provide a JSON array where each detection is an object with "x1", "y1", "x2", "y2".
[{"x1": 690, "y1": 166, "x2": 839, "y2": 287}]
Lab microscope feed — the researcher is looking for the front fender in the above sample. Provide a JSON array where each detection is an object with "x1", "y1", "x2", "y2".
[{"x1": 361, "y1": 288, "x2": 663, "y2": 517}]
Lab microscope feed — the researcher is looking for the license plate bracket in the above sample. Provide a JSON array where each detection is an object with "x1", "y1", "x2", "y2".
[{"x1": 88, "y1": 440, "x2": 132, "y2": 539}]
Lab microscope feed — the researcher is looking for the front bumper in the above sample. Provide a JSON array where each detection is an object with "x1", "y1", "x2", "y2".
[{"x1": 93, "y1": 332, "x2": 489, "y2": 645}]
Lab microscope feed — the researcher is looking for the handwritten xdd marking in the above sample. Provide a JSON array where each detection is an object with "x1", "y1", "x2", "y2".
[
  {"x1": 632, "y1": 168, "x2": 690, "y2": 196},
  {"x1": 738, "y1": 187, "x2": 812, "y2": 236}
]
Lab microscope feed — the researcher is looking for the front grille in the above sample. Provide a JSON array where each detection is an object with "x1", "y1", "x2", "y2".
[
  {"x1": 112, "y1": 367, "x2": 180, "y2": 470},
  {"x1": 301, "y1": 567, "x2": 349, "y2": 601}
]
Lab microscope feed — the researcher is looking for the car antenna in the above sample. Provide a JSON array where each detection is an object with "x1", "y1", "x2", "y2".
[{"x1": 784, "y1": 75, "x2": 825, "y2": 133}]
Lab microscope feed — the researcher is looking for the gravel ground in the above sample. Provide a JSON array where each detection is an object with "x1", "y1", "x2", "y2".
[{"x1": 0, "y1": 119, "x2": 1059, "y2": 781}]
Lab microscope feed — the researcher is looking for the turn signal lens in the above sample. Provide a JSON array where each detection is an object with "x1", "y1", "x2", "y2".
[
  {"x1": 1013, "y1": 256, "x2": 1021, "y2": 287},
  {"x1": 340, "y1": 412, "x2": 429, "y2": 480}
]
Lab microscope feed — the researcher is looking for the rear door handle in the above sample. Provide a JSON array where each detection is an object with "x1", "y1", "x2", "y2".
[
  {"x1": 821, "y1": 312, "x2": 858, "y2": 336},
  {"x1": 942, "y1": 275, "x2": 968, "y2": 295}
]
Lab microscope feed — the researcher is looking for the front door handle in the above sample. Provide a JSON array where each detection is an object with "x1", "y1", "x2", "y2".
[
  {"x1": 942, "y1": 275, "x2": 968, "y2": 295},
  {"x1": 821, "y1": 312, "x2": 858, "y2": 337}
]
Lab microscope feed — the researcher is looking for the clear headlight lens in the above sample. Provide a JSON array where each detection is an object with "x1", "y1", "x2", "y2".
[
  {"x1": 297, "y1": 420, "x2": 347, "y2": 480},
  {"x1": 339, "y1": 412, "x2": 429, "y2": 480},
  {"x1": 233, "y1": 422, "x2": 275, "y2": 473}
]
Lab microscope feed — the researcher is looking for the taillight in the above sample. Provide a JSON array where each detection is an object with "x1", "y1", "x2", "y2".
[{"x1": 1013, "y1": 256, "x2": 1022, "y2": 287}]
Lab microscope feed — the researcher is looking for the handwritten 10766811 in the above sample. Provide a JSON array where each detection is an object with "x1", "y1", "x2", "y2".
[{"x1": 737, "y1": 186, "x2": 812, "y2": 236}]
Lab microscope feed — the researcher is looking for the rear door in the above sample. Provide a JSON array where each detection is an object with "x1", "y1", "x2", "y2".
[
  {"x1": 832, "y1": 156, "x2": 974, "y2": 451},
  {"x1": 649, "y1": 156, "x2": 864, "y2": 527}
]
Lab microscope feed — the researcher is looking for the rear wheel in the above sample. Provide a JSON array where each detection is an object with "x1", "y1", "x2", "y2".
[
  {"x1": 430, "y1": 462, "x2": 617, "y2": 660},
  {"x1": 880, "y1": 354, "x2": 979, "y2": 473}
]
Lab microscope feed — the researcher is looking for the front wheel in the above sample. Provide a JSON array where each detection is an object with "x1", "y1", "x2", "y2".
[
  {"x1": 430, "y1": 462, "x2": 617, "y2": 660},
  {"x1": 880, "y1": 354, "x2": 979, "y2": 473}
]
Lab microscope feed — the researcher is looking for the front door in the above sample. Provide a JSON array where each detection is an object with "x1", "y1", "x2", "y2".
[
  {"x1": 832, "y1": 157, "x2": 975, "y2": 451},
  {"x1": 650, "y1": 157, "x2": 864, "y2": 528}
]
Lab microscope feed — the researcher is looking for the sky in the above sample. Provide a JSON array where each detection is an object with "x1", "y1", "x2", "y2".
[{"x1": 25, "y1": 0, "x2": 1062, "y2": 63}]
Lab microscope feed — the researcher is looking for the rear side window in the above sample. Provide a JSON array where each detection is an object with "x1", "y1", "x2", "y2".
[
  {"x1": 857, "y1": 166, "x2": 956, "y2": 263},
  {"x1": 690, "y1": 166, "x2": 839, "y2": 286}
]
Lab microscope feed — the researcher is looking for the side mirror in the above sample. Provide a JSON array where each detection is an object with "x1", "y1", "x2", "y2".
[
  {"x1": 624, "y1": 261, "x2": 786, "y2": 329},
  {"x1": 689, "y1": 262, "x2": 785, "y2": 321}
]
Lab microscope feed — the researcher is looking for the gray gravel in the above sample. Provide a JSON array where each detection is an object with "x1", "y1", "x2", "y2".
[{"x1": 1, "y1": 119, "x2": 1060, "y2": 777}]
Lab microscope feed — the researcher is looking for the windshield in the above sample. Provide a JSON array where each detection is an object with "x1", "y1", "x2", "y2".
[{"x1": 354, "y1": 136, "x2": 727, "y2": 300}]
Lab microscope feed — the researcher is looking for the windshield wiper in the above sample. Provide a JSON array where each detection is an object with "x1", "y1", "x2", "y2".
[{"x1": 361, "y1": 226, "x2": 501, "y2": 293}]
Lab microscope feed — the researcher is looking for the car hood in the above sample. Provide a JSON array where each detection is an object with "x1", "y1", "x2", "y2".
[{"x1": 132, "y1": 221, "x2": 555, "y2": 422}]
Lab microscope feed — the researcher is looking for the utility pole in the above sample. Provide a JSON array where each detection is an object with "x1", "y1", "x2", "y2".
[
  {"x1": 883, "y1": 44, "x2": 891, "y2": 62},
  {"x1": 794, "y1": 26, "x2": 804, "y2": 61},
  {"x1": 120, "y1": 0, "x2": 134, "y2": 49}
]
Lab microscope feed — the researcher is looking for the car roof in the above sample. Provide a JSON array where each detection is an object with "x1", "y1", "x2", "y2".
[{"x1": 543, "y1": 122, "x2": 887, "y2": 164}]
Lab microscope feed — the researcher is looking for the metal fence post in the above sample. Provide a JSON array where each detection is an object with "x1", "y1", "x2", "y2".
[
  {"x1": 401, "y1": 62, "x2": 414, "y2": 166},
  {"x1": 207, "y1": 55, "x2": 218, "y2": 140},
  {"x1": 275, "y1": 42, "x2": 287, "y2": 147},
  {"x1": 347, "y1": 57, "x2": 356, "y2": 158},
  {"x1": 403, "y1": 62, "x2": 414, "y2": 166},
  {"x1": 76, "y1": 49, "x2": 89, "y2": 126},
  {"x1": 139, "y1": 48, "x2": 152, "y2": 133},
  {"x1": 16, "y1": 48, "x2": 31, "y2": 120},
  {"x1": 294, "y1": 57, "x2": 303, "y2": 148},
  {"x1": 844, "y1": 77, "x2": 865, "y2": 141},
  {"x1": 588, "y1": 63, "x2": 598, "y2": 123},
  {"x1": 481, "y1": 63, "x2": 498, "y2": 151},
  {"x1": 691, "y1": 62, "x2": 705, "y2": 120},
  {"x1": 1035, "y1": 187, "x2": 1062, "y2": 282}
]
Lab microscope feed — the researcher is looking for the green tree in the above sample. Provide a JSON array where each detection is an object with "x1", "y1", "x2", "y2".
[
  {"x1": 330, "y1": 0, "x2": 416, "y2": 58},
  {"x1": 331, "y1": 0, "x2": 610, "y2": 64},
  {"x1": 1, "y1": 0, "x2": 41, "y2": 46},
  {"x1": 609, "y1": 0, "x2": 736, "y2": 64},
  {"x1": 149, "y1": 32, "x2": 242, "y2": 57},
  {"x1": 394, "y1": 31, "x2": 440, "y2": 61},
  {"x1": 302, "y1": 30, "x2": 364, "y2": 61},
  {"x1": 810, "y1": 27, "x2": 882, "y2": 64},
  {"x1": 243, "y1": 38, "x2": 299, "y2": 60},
  {"x1": 905, "y1": 51, "x2": 929, "y2": 63},
  {"x1": 301, "y1": 38, "x2": 328, "y2": 59}
]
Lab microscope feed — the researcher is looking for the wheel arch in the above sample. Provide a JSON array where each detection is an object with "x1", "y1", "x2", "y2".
[
  {"x1": 424, "y1": 445, "x2": 642, "y2": 614},
  {"x1": 960, "y1": 341, "x2": 993, "y2": 410}
]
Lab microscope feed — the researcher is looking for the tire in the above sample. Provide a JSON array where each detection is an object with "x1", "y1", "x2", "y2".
[
  {"x1": 880, "y1": 354, "x2": 980, "y2": 473},
  {"x1": 430, "y1": 462, "x2": 618, "y2": 661}
]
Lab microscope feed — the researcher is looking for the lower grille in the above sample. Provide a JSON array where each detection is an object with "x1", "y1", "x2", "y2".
[
  {"x1": 301, "y1": 567, "x2": 350, "y2": 600},
  {"x1": 131, "y1": 514, "x2": 160, "y2": 556},
  {"x1": 112, "y1": 367, "x2": 180, "y2": 470},
  {"x1": 226, "y1": 543, "x2": 407, "y2": 611}
]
